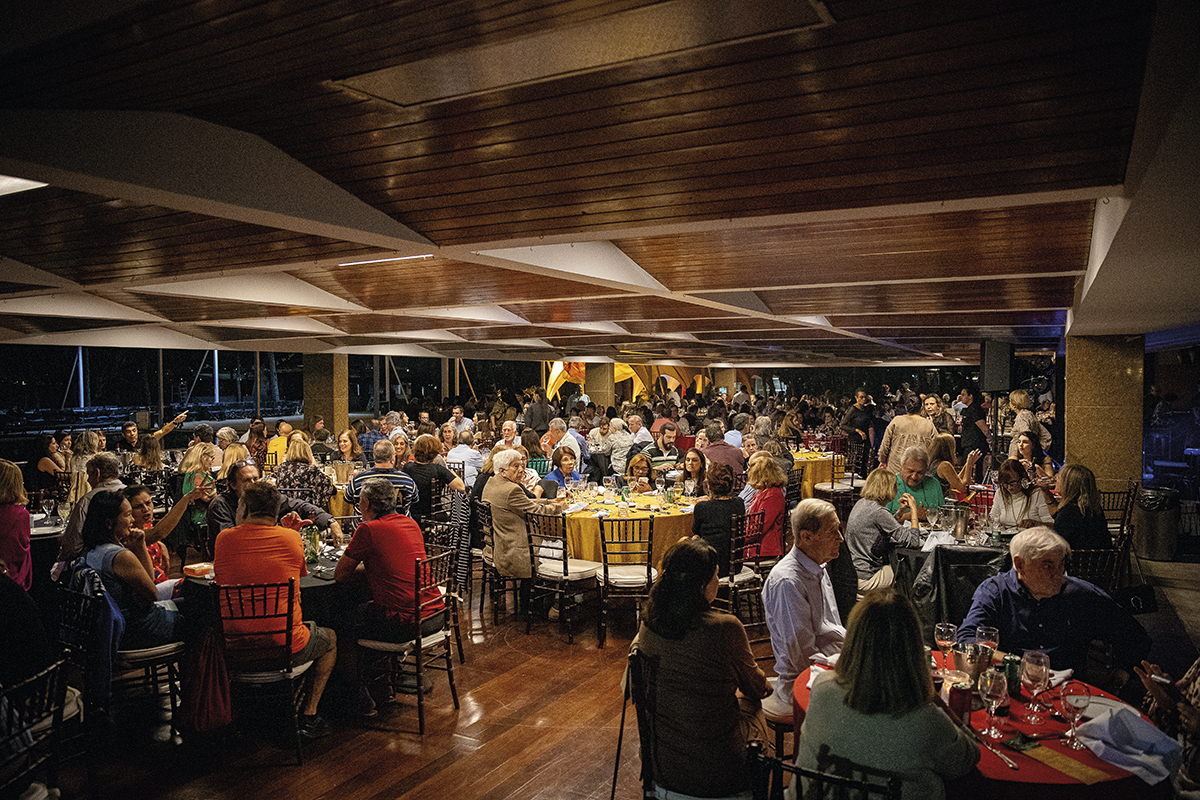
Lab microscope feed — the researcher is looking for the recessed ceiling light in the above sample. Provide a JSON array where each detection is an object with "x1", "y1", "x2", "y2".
[{"x1": 0, "y1": 175, "x2": 48, "y2": 197}]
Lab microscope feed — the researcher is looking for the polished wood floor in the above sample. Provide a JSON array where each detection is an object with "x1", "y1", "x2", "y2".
[{"x1": 54, "y1": 586, "x2": 648, "y2": 800}]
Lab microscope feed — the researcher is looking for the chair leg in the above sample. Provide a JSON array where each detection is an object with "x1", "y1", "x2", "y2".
[
  {"x1": 415, "y1": 652, "x2": 425, "y2": 736},
  {"x1": 451, "y1": 598, "x2": 465, "y2": 664},
  {"x1": 598, "y1": 588, "x2": 607, "y2": 649}
]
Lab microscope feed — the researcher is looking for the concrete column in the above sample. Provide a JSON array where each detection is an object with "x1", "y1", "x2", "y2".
[
  {"x1": 441, "y1": 357, "x2": 450, "y2": 400},
  {"x1": 714, "y1": 367, "x2": 737, "y2": 399},
  {"x1": 585, "y1": 362, "x2": 616, "y2": 411},
  {"x1": 303, "y1": 353, "x2": 349, "y2": 435},
  {"x1": 1064, "y1": 334, "x2": 1144, "y2": 492}
]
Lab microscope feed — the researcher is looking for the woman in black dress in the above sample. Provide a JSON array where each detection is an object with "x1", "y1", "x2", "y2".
[
  {"x1": 1051, "y1": 463, "x2": 1111, "y2": 550},
  {"x1": 959, "y1": 385, "x2": 990, "y2": 483},
  {"x1": 691, "y1": 463, "x2": 745, "y2": 578}
]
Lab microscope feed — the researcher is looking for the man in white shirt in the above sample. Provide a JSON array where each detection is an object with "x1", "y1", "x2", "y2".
[
  {"x1": 499, "y1": 420, "x2": 518, "y2": 448},
  {"x1": 446, "y1": 431, "x2": 484, "y2": 488},
  {"x1": 450, "y1": 405, "x2": 474, "y2": 436},
  {"x1": 627, "y1": 414, "x2": 653, "y2": 445},
  {"x1": 761, "y1": 498, "x2": 846, "y2": 718},
  {"x1": 732, "y1": 384, "x2": 751, "y2": 408}
]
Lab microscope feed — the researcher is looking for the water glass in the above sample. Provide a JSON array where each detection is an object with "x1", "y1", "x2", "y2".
[
  {"x1": 1060, "y1": 681, "x2": 1091, "y2": 749},
  {"x1": 1020, "y1": 650, "x2": 1051, "y2": 723},
  {"x1": 978, "y1": 667, "x2": 1008, "y2": 738},
  {"x1": 933, "y1": 622, "x2": 957, "y2": 676}
]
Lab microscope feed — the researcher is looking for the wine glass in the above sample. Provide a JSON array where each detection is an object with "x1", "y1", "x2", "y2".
[
  {"x1": 1060, "y1": 681, "x2": 1091, "y2": 749},
  {"x1": 978, "y1": 667, "x2": 1008, "y2": 738},
  {"x1": 1020, "y1": 650, "x2": 1051, "y2": 724},
  {"x1": 933, "y1": 622, "x2": 957, "y2": 676},
  {"x1": 655, "y1": 476, "x2": 666, "y2": 495},
  {"x1": 976, "y1": 626, "x2": 999, "y2": 651},
  {"x1": 684, "y1": 478, "x2": 696, "y2": 497},
  {"x1": 42, "y1": 493, "x2": 58, "y2": 524}
]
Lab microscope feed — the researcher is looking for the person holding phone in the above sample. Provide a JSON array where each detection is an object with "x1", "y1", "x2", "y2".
[{"x1": 1137, "y1": 659, "x2": 1200, "y2": 791}]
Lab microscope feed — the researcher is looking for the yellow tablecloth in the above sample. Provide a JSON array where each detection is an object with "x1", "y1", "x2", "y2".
[
  {"x1": 791, "y1": 452, "x2": 844, "y2": 497},
  {"x1": 566, "y1": 496, "x2": 693, "y2": 568}
]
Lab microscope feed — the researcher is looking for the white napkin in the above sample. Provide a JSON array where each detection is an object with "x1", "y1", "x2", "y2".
[
  {"x1": 1076, "y1": 707, "x2": 1182, "y2": 785},
  {"x1": 1048, "y1": 668, "x2": 1073, "y2": 687},
  {"x1": 591, "y1": 510, "x2": 609, "y2": 518},
  {"x1": 31, "y1": 513, "x2": 46, "y2": 522},
  {"x1": 677, "y1": 505, "x2": 695, "y2": 514},
  {"x1": 922, "y1": 530, "x2": 956, "y2": 551},
  {"x1": 806, "y1": 664, "x2": 831, "y2": 689},
  {"x1": 564, "y1": 501, "x2": 589, "y2": 515}
]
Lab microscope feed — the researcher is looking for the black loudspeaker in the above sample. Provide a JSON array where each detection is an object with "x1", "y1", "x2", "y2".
[{"x1": 979, "y1": 340, "x2": 1013, "y2": 391}]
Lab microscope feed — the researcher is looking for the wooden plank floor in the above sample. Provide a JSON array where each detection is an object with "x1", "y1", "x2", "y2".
[{"x1": 52, "y1": 587, "x2": 648, "y2": 800}]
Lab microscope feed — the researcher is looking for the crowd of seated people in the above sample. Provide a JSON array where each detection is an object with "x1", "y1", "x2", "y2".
[{"x1": 5, "y1": 377, "x2": 1183, "y2": 798}]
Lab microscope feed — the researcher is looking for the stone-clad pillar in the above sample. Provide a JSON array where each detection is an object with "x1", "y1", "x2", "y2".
[
  {"x1": 714, "y1": 367, "x2": 737, "y2": 400},
  {"x1": 303, "y1": 353, "x2": 349, "y2": 435},
  {"x1": 1064, "y1": 335, "x2": 1144, "y2": 492},
  {"x1": 585, "y1": 362, "x2": 616, "y2": 411}
]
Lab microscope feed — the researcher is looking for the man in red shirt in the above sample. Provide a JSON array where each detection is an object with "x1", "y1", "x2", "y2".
[
  {"x1": 213, "y1": 481, "x2": 337, "y2": 738},
  {"x1": 335, "y1": 477, "x2": 445, "y2": 716}
]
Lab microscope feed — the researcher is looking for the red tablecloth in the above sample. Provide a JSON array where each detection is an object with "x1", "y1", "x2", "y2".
[{"x1": 791, "y1": 657, "x2": 1170, "y2": 800}]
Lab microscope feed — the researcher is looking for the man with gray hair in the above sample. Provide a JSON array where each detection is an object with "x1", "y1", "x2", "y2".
[
  {"x1": 335, "y1": 477, "x2": 444, "y2": 715},
  {"x1": 381, "y1": 411, "x2": 405, "y2": 443},
  {"x1": 344, "y1": 438, "x2": 418, "y2": 515},
  {"x1": 761, "y1": 498, "x2": 846, "y2": 718},
  {"x1": 541, "y1": 418, "x2": 580, "y2": 462},
  {"x1": 884, "y1": 445, "x2": 942, "y2": 521},
  {"x1": 958, "y1": 527, "x2": 1149, "y2": 679},
  {"x1": 724, "y1": 412, "x2": 750, "y2": 448},
  {"x1": 57, "y1": 452, "x2": 126, "y2": 562}
]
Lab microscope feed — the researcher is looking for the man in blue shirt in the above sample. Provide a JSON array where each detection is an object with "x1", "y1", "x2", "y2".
[{"x1": 958, "y1": 527, "x2": 1149, "y2": 679}]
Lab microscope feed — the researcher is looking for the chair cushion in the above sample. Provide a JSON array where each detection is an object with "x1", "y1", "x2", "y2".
[
  {"x1": 116, "y1": 640, "x2": 186, "y2": 665},
  {"x1": 726, "y1": 565, "x2": 759, "y2": 586},
  {"x1": 230, "y1": 659, "x2": 313, "y2": 683},
  {"x1": 537, "y1": 558, "x2": 601, "y2": 581},
  {"x1": 599, "y1": 565, "x2": 658, "y2": 586}
]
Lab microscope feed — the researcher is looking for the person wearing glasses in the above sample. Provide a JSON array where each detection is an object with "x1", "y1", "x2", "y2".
[
  {"x1": 883, "y1": 446, "x2": 943, "y2": 522},
  {"x1": 207, "y1": 459, "x2": 342, "y2": 546}
]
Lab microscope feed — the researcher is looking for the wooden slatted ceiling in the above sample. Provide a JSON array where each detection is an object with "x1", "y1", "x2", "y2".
[
  {"x1": 286, "y1": 260, "x2": 627, "y2": 312},
  {"x1": 759, "y1": 276, "x2": 1078, "y2": 316},
  {"x1": 0, "y1": 189, "x2": 377, "y2": 285},
  {"x1": 829, "y1": 311, "x2": 1069, "y2": 329},
  {"x1": 95, "y1": 292, "x2": 328, "y2": 323},
  {"x1": 0, "y1": 315, "x2": 132, "y2": 336},
  {"x1": 502, "y1": 296, "x2": 734, "y2": 325},
  {"x1": 614, "y1": 204, "x2": 1095, "y2": 293}
]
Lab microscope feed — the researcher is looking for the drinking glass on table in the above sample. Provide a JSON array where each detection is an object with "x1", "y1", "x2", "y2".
[
  {"x1": 684, "y1": 478, "x2": 696, "y2": 497},
  {"x1": 933, "y1": 622, "x2": 958, "y2": 676},
  {"x1": 42, "y1": 494, "x2": 58, "y2": 524},
  {"x1": 976, "y1": 626, "x2": 999, "y2": 651},
  {"x1": 655, "y1": 476, "x2": 666, "y2": 495},
  {"x1": 1059, "y1": 681, "x2": 1091, "y2": 749},
  {"x1": 978, "y1": 667, "x2": 1008, "y2": 738},
  {"x1": 603, "y1": 476, "x2": 616, "y2": 492},
  {"x1": 1019, "y1": 649, "x2": 1051, "y2": 724}
]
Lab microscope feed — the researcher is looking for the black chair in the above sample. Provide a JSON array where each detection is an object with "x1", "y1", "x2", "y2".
[
  {"x1": 0, "y1": 659, "x2": 70, "y2": 798},
  {"x1": 724, "y1": 510, "x2": 765, "y2": 620},
  {"x1": 357, "y1": 546, "x2": 460, "y2": 734},
  {"x1": 785, "y1": 465, "x2": 806, "y2": 511},
  {"x1": 597, "y1": 516, "x2": 656, "y2": 648},
  {"x1": 216, "y1": 578, "x2": 312, "y2": 764},
  {"x1": 475, "y1": 499, "x2": 519, "y2": 623},
  {"x1": 525, "y1": 510, "x2": 600, "y2": 644},
  {"x1": 747, "y1": 741, "x2": 903, "y2": 800}
]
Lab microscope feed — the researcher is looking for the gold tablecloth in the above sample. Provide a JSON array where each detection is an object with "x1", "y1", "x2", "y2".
[
  {"x1": 566, "y1": 496, "x2": 693, "y2": 569},
  {"x1": 791, "y1": 452, "x2": 844, "y2": 497}
]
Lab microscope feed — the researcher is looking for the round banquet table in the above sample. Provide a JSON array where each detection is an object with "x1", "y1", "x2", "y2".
[
  {"x1": 791, "y1": 451, "x2": 842, "y2": 498},
  {"x1": 565, "y1": 494, "x2": 694, "y2": 568},
  {"x1": 792, "y1": 660, "x2": 1170, "y2": 800}
]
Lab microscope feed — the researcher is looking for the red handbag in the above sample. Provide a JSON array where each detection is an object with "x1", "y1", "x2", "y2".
[{"x1": 178, "y1": 621, "x2": 232, "y2": 734}]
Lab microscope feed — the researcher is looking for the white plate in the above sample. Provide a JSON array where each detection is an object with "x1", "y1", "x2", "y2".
[{"x1": 1079, "y1": 695, "x2": 1134, "y2": 720}]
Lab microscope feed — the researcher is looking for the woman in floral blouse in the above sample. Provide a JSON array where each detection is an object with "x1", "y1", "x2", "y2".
[{"x1": 274, "y1": 438, "x2": 335, "y2": 510}]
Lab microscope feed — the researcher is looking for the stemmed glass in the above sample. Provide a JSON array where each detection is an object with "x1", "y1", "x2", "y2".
[
  {"x1": 976, "y1": 626, "x2": 999, "y2": 651},
  {"x1": 978, "y1": 667, "x2": 1008, "y2": 738},
  {"x1": 603, "y1": 476, "x2": 616, "y2": 497},
  {"x1": 1020, "y1": 650, "x2": 1051, "y2": 724},
  {"x1": 655, "y1": 476, "x2": 666, "y2": 495},
  {"x1": 42, "y1": 494, "x2": 58, "y2": 525},
  {"x1": 933, "y1": 622, "x2": 957, "y2": 677},
  {"x1": 684, "y1": 478, "x2": 696, "y2": 497},
  {"x1": 1060, "y1": 681, "x2": 1091, "y2": 749}
]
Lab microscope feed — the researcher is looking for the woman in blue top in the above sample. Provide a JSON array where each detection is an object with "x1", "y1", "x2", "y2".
[
  {"x1": 82, "y1": 490, "x2": 182, "y2": 648},
  {"x1": 546, "y1": 447, "x2": 584, "y2": 488}
]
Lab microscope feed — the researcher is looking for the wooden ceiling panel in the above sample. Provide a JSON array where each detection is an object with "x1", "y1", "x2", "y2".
[
  {"x1": 98, "y1": 291, "x2": 325, "y2": 323},
  {"x1": 616, "y1": 203, "x2": 1095, "y2": 292},
  {"x1": 502, "y1": 296, "x2": 732, "y2": 325},
  {"x1": 286, "y1": 260, "x2": 623, "y2": 312},
  {"x1": 829, "y1": 311, "x2": 1069, "y2": 328},
  {"x1": 760, "y1": 277, "x2": 1078, "y2": 316}
]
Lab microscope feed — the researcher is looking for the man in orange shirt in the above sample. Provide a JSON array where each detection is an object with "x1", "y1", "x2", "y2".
[{"x1": 213, "y1": 481, "x2": 337, "y2": 738}]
